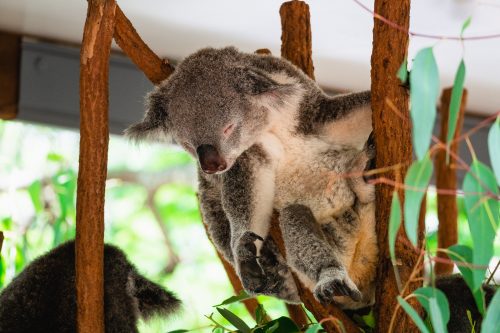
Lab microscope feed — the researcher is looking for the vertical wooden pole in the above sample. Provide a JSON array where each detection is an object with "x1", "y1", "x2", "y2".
[
  {"x1": 76, "y1": 1, "x2": 116, "y2": 332},
  {"x1": 434, "y1": 88, "x2": 467, "y2": 275},
  {"x1": 277, "y1": 2, "x2": 358, "y2": 332},
  {"x1": 0, "y1": 32, "x2": 21, "y2": 120},
  {"x1": 371, "y1": 0, "x2": 423, "y2": 332}
]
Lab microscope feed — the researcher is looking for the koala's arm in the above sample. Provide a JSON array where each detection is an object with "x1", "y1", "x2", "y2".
[
  {"x1": 198, "y1": 173, "x2": 234, "y2": 263},
  {"x1": 220, "y1": 146, "x2": 276, "y2": 292},
  {"x1": 312, "y1": 91, "x2": 372, "y2": 151}
]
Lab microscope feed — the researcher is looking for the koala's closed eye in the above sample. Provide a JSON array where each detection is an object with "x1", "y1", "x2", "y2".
[{"x1": 223, "y1": 123, "x2": 236, "y2": 138}]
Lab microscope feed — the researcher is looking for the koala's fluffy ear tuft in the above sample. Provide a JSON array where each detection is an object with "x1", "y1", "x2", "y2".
[
  {"x1": 125, "y1": 87, "x2": 172, "y2": 143},
  {"x1": 234, "y1": 67, "x2": 301, "y2": 110}
]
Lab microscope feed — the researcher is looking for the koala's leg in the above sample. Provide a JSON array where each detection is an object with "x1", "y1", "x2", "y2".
[
  {"x1": 257, "y1": 237, "x2": 300, "y2": 303},
  {"x1": 279, "y1": 204, "x2": 362, "y2": 304},
  {"x1": 198, "y1": 172, "x2": 234, "y2": 263},
  {"x1": 221, "y1": 147, "x2": 276, "y2": 294}
]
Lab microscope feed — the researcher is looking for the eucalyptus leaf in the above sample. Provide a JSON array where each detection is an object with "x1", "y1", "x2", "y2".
[
  {"x1": 414, "y1": 287, "x2": 450, "y2": 333},
  {"x1": 461, "y1": 17, "x2": 472, "y2": 37},
  {"x1": 304, "y1": 323, "x2": 323, "y2": 333},
  {"x1": 409, "y1": 47, "x2": 440, "y2": 160},
  {"x1": 481, "y1": 290, "x2": 500, "y2": 333},
  {"x1": 446, "y1": 60, "x2": 466, "y2": 163},
  {"x1": 254, "y1": 317, "x2": 300, "y2": 333},
  {"x1": 214, "y1": 290, "x2": 251, "y2": 307},
  {"x1": 404, "y1": 155, "x2": 434, "y2": 246},
  {"x1": 398, "y1": 58, "x2": 408, "y2": 84},
  {"x1": 463, "y1": 160, "x2": 499, "y2": 289},
  {"x1": 488, "y1": 117, "x2": 500, "y2": 186},
  {"x1": 448, "y1": 244, "x2": 485, "y2": 314},
  {"x1": 255, "y1": 304, "x2": 267, "y2": 325},
  {"x1": 216, "y1": 307, "x2": 251, "y2": 333},
  {"x1": 398, "y1": 296, "x2": 430, "y2": 333},
  {"x1": 389, "y1": 191, "x2": 402, "y2": 262}
]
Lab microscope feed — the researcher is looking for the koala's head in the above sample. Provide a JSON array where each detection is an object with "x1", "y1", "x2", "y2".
[{"x1": 126, "y1": 47, "x2": 299, "y2": 174}]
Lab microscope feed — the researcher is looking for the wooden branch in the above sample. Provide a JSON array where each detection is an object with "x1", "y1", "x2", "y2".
[
  {"x1": 114, "y1": 6, "x2": 174, "y2": 85},
  {"x1": 371, "y1": 0, "x2": 424, "y2": 332},
  {"x1": 434, "y1": 88, "x2": 467, "y2": 275},
  {"x1": 0, "y1": 32, "x2": 21, "y2": 120},
  {"x1": 280, "y1": 1, "x2": 315, "y2": 79},
  {"x1": 0, "y1": 231, "x2": 4, "y2": 254},
  {"x1": 76, "y1": 1, "x2": 116, "y2": 332}
]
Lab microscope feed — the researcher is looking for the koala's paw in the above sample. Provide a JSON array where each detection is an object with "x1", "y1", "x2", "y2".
[
  {"x1": 313, "y1": 271, "x2": 362, "y2": 305},
  {"x1": 235, "y1": 232, "x2": 267, "y2": 294},
  {"x1": 357, "y1": 182, "x2": 375, "y2": 204}
]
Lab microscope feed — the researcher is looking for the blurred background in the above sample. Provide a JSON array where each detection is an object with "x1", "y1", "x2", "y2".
[{"x1": 0, "y1": 0, "x2": 499, "y2": 332}]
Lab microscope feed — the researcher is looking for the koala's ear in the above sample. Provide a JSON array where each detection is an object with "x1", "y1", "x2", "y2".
[
  {"x1": 125, "y1": 88, "x2": 172, "y2": 142},
  {"x1": 233, "y1": 67, "x2": 301, "y2": 108}
]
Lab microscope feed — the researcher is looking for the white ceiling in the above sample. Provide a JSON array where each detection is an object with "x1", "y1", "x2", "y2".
[{"x1": 1, "y1": 0, "x2": 499, "y2": 115}]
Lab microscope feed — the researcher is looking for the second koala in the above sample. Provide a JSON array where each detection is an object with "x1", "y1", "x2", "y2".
[{"x1": 127, "y1": 47, "x2": 377, "y2": 309}]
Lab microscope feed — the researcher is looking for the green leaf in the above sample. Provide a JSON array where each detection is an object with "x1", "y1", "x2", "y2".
[
  {"x1": 410, "y1": 47, "x2": 440, "y2": 160},
  {"x1": 167, "y1": 330, "x2": 190, "y2": 333},
  {"x1": 481, "y1": 290, "x2": 500, "y2": 333},
  {"x1": 254, "y1": 317, "x2": 300, "y2": 333},
  {"x1": 448, "y1": 245, "x2": 486, "y2": 314},
  {"x1": 304, "y1": 323, "x2": 323, "y2": 333},
  {"x1": 398, "y1": 58, "x2": 408, "y2": 84},
  {"x1": 404, "y1": 155, "x2": 434, "y2": 246},
  {"x1": 461, "y1": 17, "x2": 472, "y2": 37},
  {"x1": 213, "y1": 328, "x2": 224, "y2": 333},
  {"x1": 216, "y1": 308, "x2": 251, "y2": 333},
  {"x1": 27, "y1": 180, "x2": 43, "y2": 213},
  {"x1": 446, "y1": 60, "x2": 466, "y2": 162},
  {"x1": 466, "y1": 310, "x2": 477, "y2": 333},
  {"x1": 389, "y1": 192, "x2": 402, "y2": 262},
  {"x1": 414, "y1": 287, "x2": 450, "y2": 333},
  {"x1": 463, "y1": 160, "x2": 499, "y2": 289},
  {"x1": 488, "y1": 117, "x2": 500, "y2": 186},
  {"x1": 255, "y1": 304, "x2": 267, "y2": 325},
  {"x1": 214, "y1": 290, "x2": 252, "y2": 307},
  {"x1": 398, "y1": 296, "x2": 430, "y2": 333}
]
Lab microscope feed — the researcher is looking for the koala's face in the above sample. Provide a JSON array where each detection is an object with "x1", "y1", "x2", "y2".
[{"x1": 126, "y1": 47, "x2": 297, "y2": 174}]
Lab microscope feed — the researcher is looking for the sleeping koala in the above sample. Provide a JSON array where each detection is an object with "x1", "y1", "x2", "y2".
[
  {"x1": 127, "y1": 47, "x2": 377, "y2": 309},
  {"x1": 0, "y1": 241, "x2": 181, "y2": 333}
]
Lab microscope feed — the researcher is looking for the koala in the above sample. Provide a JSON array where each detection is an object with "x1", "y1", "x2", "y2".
[
  {"x1": 127, "y1": 46, "x2": 377, "y2": 309},
  {"x1": 0, "y1": 240, "x2": 181, "y2": 333}
]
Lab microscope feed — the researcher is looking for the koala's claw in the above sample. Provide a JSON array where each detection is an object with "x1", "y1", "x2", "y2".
[
  {"x1": 235, "y1": 232, "x2": 267, "y2": 293},
  {"x1": 314, "y1": 275, "x2": 362, "y2": 304}
]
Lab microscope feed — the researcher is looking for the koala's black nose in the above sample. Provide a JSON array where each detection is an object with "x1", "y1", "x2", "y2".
[{"x1": 196, "y1": 144, "x2": 227, "y2": 174}]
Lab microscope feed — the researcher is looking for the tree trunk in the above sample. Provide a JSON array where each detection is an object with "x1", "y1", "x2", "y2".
[
  {"x1": 371, "y1": 0, "x2": 424, "y2": 332},
  {"x1": 434, "y1": 88, "x2": 467, "y2": 275},
  {"x1": 76, "y1": 1, "x2": 116, "y2": 332}
]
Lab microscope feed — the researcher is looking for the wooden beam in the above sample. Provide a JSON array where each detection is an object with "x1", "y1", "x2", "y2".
[
  {"x1": 76, "y1": 1, "x2": 116, "y2": 332},
  {"x1": 0, "y1": 32, "x2": 21, "y2": 120},
  {"x1": 434, "y1": 88, "x2": 467, "y2": 275},
  {"x1": 371, "y1": 0, "x2": 424, "y2": 332},
  {"x1": 113, "y1": 6, "x2": 174, "y2": 85}
]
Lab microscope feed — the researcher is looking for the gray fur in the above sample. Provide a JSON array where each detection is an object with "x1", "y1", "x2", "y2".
[
  {"x1": 127, "y1": 46, "x2": 376, "y2": 308},
  {"x1": 0, "y1": 241, "x2": 181, "y2": 333}
]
